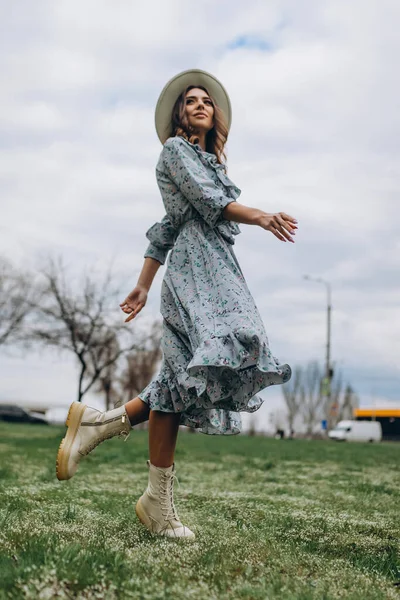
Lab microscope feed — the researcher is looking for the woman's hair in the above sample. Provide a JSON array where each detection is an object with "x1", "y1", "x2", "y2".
[{"x1": 170, "y1": 85, "x2": 228, "y2": 165}]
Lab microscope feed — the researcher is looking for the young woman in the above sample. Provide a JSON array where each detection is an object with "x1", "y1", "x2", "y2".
[{"x1": 56, "y1": 69, "x2": 297, "y2": 540}]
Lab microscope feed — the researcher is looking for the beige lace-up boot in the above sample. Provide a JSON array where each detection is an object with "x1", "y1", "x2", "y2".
[
  {"x1": 135, "y1": 460, "x2": 195, "y2": 539},
  {"x1": 56, "y1": 402, "x2": 131, "y2": 481}
]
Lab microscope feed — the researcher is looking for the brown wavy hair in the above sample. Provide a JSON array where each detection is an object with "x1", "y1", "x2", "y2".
[{"x1": 170, "y1": 85, "x2": 229, "y2": 165}]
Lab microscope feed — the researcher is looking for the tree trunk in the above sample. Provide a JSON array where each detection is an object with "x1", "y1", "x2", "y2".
[{"x1": 77, "y1": 363, "x2": 86, "y2": 402}]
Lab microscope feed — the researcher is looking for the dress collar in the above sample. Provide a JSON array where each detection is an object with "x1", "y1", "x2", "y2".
[
  {"x1": 177, "y1": 136, "x2": 241, "y2": 198},
  {"x1": 178, "y1": 136, "x2": 224, "y2": 168}
]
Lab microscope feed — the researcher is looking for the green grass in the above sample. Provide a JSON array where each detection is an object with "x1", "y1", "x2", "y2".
[{"x1": 0, "y1": 422, "x2": 399, "y2": 599}]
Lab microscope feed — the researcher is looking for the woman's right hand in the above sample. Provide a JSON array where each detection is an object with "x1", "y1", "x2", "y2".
[
  {"x1": 258, "y1": 212, "x2": 298, "y2": 243},
  {"x1": 119, "y1": 285, "x2": 148, "y2": 323}
]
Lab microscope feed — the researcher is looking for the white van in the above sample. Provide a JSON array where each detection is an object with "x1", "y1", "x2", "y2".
[{"x1": 328, "y1": 420, "x2": 382, "y2": 442}]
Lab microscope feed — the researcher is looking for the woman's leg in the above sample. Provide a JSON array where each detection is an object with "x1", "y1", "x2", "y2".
[
  {"x1": 125, "y1": 398, "x2": 181, "y2": 468},
  {"x1": 149, "y1": 410, "x2": 181, "y2": 467},
  {"x1": 124, "y1": 397, "x2": 150, "y2": 426},
  {"x1": 124, "y1": 399, "x2": 181, "y2": 467}
]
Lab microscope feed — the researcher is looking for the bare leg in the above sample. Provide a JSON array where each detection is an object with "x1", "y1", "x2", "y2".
[
  {"x1": 124, "y1": 397, "x2": 150, "y2": 426},
  {"x1": 124, "y1": 399, "x2": 181, "y2": 468},
  {"x1": 148, "y1": 410, "x2": 181, "y2": 468}
]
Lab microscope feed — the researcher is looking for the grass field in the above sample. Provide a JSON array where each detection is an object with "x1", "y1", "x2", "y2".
[{"x1": 0, "y1": 422, "x2": 399, "y2": 599}]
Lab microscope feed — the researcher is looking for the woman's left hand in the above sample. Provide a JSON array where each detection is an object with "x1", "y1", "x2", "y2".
[
  {"x1": 119, "y1": 285, "x2": 148, "y2": 323},
  {"x1": 257, "y1": 212, "x2": 298, "y2": 243}
]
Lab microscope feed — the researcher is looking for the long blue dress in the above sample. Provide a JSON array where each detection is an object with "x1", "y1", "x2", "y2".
[{"x1": 138, "y1": 135, "x2": 291, "y2": 434}]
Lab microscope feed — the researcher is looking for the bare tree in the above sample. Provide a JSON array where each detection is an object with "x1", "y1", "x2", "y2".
[
  {"x1": 324, "y1": 369, "x2": 343, "y2": 429},
  {"x1": 30, "y1": 257, "x2": 143, "y2": 403},
  {"x1": 92, "y1": 321, "x2": 162, "y2": 411},
  {"x1": 281, "y1": 365, "x2": 303, "y2": 436},
  {"x1": 283, "y1": 360, "x2": 358, "y2": 435},
  {"x1": 338, "y1": 384, "x2": 359, "y2": 422},
  {"x1": 0, "y1": 257, "x2": 35, "y2": 347},
  {"x1": 269, "y1": 408, "x2": 287, "y2": 438},
  {"x1": 301, "y1": 361, "x2": 325, "y2": 435},
  {"x1": 93, "y1": 362, "x2": 119, "y2": 411},
  {"x1": 247, "y1": 415, "x2": 256, "y2": 436},
  {"x1": 117, "y1": 321, "x2": 162, "y2": 404},
  {"x1": 98, "y1": 322, "x2": 162, "y2": 429},
  {"x1": 323, "y1": 367, "x2": 359, "y2": 428},
  {"x1": 89, "y1": 331, "x2": 121, "y2": 410}
]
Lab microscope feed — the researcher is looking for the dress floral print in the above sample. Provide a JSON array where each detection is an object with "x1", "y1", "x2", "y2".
[{"x1": 138, "y1": 136, "x2": 291, "y2": 434}]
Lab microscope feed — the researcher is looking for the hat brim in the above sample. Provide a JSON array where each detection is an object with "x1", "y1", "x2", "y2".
[{"x1": 155, "y1": 69, "x2": 232, "y2": 144}]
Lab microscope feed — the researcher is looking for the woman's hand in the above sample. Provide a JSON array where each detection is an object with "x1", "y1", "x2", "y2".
[
  {"x1": 119, "y1": 285, "x2": 148, "y2": 323},
  {"x1": 257, "y1": 212, "x2": 298, "y2": 243}
]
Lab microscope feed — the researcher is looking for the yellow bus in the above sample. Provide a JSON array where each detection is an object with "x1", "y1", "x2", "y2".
[{"x1": 354, "y1": 408, "x2": 400, "y2": 441}]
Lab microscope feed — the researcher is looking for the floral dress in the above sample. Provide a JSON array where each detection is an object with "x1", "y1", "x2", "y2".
[{"x1": 138, "y1": 135, "x2": 291, "y2": 434}]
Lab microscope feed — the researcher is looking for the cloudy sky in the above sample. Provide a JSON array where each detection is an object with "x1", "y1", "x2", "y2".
[{"x1": 1, "y1": 0, "x2": 399, "y2": 428}]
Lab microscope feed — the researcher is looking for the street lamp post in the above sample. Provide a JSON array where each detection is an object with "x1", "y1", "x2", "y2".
[{"x1": 303, "y1": 275, "x2": 333, "y2": 414}]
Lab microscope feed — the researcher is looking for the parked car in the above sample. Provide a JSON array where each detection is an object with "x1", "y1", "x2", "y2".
[
  {"x1": 328, "y1": 420, "x2": 382, "y2": 442},
  {"x1": 0, "y1": 404, "x2": 49, "y2": 425}
]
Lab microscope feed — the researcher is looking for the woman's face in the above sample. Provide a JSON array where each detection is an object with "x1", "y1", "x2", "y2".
[{"x1": 184, "y1": 87, "x2": 214, "y2": 134}]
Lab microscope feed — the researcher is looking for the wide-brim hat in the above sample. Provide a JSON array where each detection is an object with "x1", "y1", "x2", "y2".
[{"x1": 155, "y1": 68, "x2": 232, "y2": 144}]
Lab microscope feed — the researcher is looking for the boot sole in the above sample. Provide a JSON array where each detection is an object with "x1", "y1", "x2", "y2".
[
  {"x1": 135, "y1": 497, "x2": 151, "y2": 529},
  {"x1": 135, "y1": 497, "x2": 195, "y2": 540},
  {"x1": 56, "y1": 402, "x2": 86, "y2": 481}
]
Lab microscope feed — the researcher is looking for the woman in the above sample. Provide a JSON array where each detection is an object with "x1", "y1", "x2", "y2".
[{"x1": 56, "y1": 69, "x2": 297, "y2": 540}]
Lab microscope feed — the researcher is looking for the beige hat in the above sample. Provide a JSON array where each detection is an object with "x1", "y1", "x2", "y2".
[{"x1": 155, "y1": 68, "x2": 232, "y2": 144}]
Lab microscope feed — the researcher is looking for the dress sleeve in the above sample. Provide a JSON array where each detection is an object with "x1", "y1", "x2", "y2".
[
  {"x1": 161, "y1": 137, "x2": 236, "y2": 228},
  {"x1": 144, "y1": 214, "x2": 177, "y2": 265}
]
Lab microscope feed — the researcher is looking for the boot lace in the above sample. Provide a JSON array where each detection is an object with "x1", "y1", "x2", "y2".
[{"x1": 159, "y1": 471, "x2": 180, "y2": 522}]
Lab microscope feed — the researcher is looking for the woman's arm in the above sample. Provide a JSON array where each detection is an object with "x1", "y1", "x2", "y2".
[
  {"x1": 162, "y1": 138, "x2": 298, "y2": 243},
  {"x1": 137, "y1": 257, "x2": 161, "y2": 291},
  {"x1": 223, "y1": 202, "x2": 298, "y2": 243},
  {"x1": 119, "y1": 257, "x2": 161, "y2": 323},
  {"x1": 120, "y1": 213, "x2": 178, "y2": 323}
]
